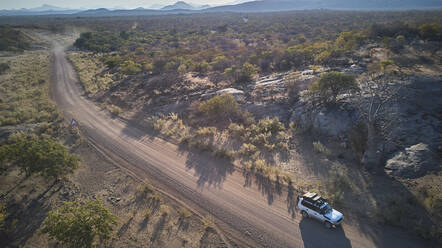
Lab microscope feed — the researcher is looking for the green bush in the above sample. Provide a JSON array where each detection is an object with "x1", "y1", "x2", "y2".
[
  {"x1": 199, "y1": 94, "x2": 241, "y2": 120},
  {"x1": 0, "y1": 63, "x2": 9, "y2": 75},
  {"x1": 0, "y1": 134, "x2": 79, "y2": 179},
  {"x1": 418, "y1": 23, "x2": 442, "y2": 41},
  {"x1": 104, "y1": 55, "x2": 122, "y2": 68},
  {"x1": 42, "y1": 199, "x2": 117, "y2": 248},
  {"x1": 120, "y1": 60, "x2": 142, "y2": 75},
  {"x1": 225, "y1": 62, "x2": 258, "y2": 84},
  {"x1": 0, "y1": 27, "x2": 30, "y2": 51},
  {"x1": 334, "y1": 31, "x2": 366, "y2": 52},
  {"x1": 74, "y1": 31, "x2": 124, "y2": 52},
  {"x1": 309, "y1": 71, "x2": 357, "y2": 104}
]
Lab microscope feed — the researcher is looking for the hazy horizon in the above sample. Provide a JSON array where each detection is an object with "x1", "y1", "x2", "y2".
[{"x1": 0, "y1": 0, "x2": 248, "y2": 10}]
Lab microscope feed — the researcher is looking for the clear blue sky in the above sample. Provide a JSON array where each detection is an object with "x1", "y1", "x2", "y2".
[{"x1": 1, "y1": 0, "x2": 247, "y2": 10}]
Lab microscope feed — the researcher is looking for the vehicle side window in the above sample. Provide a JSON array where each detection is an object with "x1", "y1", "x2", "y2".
[
  {"x1": 301, "y1": 200, "x2": 311, "y2": 208},
  {"x1": 301, "y1": 200, "x2": 316, "y2": 211},
  {"x1": 311, "y1": 205, "x2": 320, "y2": 213},
  {"x1": 303, "y1": 201, "x2": 320, "y2": 213}
]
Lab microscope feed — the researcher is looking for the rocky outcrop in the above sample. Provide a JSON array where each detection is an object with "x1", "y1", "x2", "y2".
[
  {"x1": 216, "y1": 88, "x2": 244, "y2": 99},
  {"x1": 385, "y1": 76, "x2": 442, "y2": 154},
  {"x1": 290, "y1": 100, "x2": 357, "y2": 137},
  {"x1": 385, "y1": 143, "x2": 440, "y2": 178},
  {"x1": 201, "y1": 87, "x2": 245, "y2": 101}
]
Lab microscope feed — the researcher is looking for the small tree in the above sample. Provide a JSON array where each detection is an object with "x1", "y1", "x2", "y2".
[
  {"x1": 120, "y1": 60, "x2": 142, "y2": 75},
  {"x1": 42, "y1": 199, "x2": 117, "y2": 248},
  {"x1": 0, "y1": 134, "x2": 79, "y2": 180},
  {"x1": 418, "y1": 23, "x2": 442, "y2": 41},
  {"x1": 238, "y1": 62, "x2": 258, "y2": 84},
  {"x1": 199, "y1": 94, "x2": 240, "y2": 120},
  {"x1": 225, "y1": 63, "x2": 258, "y2": 84},
  {"x1": 104, "y1": 56, "x2": 122, "y2": 69},
  {"x1": 309, "y1": 71, "x2": 357, "y2": 104}
]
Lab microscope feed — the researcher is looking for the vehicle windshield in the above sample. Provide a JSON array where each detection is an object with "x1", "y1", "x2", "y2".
[{"x1": 321, "y1": 204, "x2": 332, "y2": 214}]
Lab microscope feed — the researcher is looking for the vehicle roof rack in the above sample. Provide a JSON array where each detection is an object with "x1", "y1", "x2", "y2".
[{"x1": 302, "y1": 192, "x2": 328, "y2": 206}]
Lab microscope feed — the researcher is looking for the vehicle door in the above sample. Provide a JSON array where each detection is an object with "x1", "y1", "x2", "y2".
[
  {"x1": 302, "y1": 201, "x2": 318, "y2": 219},
  {"x1": 309, "y1": 205, "x2": 323, "y2": 221}
]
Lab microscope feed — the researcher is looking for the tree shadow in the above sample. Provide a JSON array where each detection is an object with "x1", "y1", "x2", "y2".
[
  {"x1": 343, "y1": 172, "x2": 439, "y2": 248},
  {"x1": 242, "y1": 169, "x2": 285, "y2": 205},
  {"x1": 117, "y1": 215, "x2": 134, "y2": 237},
  {"x1": 182, "y1": 149, "x2": 234, "y2": 189},
  {"x1": 138, "y1": 217, "x2": 149, "y2": 231},
  {"x1": 150, "y1": 216, "x2": 167, "y2": 243},
  {"x1": 299, "y1": 217, "x2": 352, "y2": 248},
  {"x1": 177, "y1": 216, "x2": 190, "y2": 232},
  {"x1": 0, "y1": 176, "x2": 27, "y2": 200},
  {"x1": 0, "y1": 181, "x2": 62, "y2": 247},
  {"x1": 286, "y1": 183, "x2": 297, "y2": 219}
]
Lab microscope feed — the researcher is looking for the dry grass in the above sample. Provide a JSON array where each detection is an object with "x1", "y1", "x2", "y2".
[
  {"x1": 67, "y1": 52, "x2": 115, "y2": 95},
  {"x1": 201, "y1": 215, "x2": 215, "y2": 230},
  {"x1": 312, "y1": 141, "x2": 331, "y2": 156},
  {"x1": 178, "y1": 207, "x2": 192, "y2": 219},
  {"x1": 0, "y1": 50, "x2": 59, "y2": 127}
]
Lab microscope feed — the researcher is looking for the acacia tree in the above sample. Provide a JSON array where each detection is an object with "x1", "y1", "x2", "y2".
[
  {"x1": 351, "y1": 75, "x2": 401, "y2": 168},
  {"x1": 0, "y1": 133, "x2": 79, "y2": 180},
  {"x1": 42, "y1": 199, "x2": 117, "y2": 248},
  {"x1": 309, "y1": 71, "x2": 357, "y2": 105}
]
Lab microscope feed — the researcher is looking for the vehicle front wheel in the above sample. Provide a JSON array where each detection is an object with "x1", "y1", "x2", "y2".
[
  {"x1": 324, "y1": 221, "x2": 332, "y2": 229},
  {"x1": 301, "y1": 211, "x2": 308, "y2": 218}
]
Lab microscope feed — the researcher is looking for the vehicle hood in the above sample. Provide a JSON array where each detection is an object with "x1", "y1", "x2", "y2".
[{"x1": 325, "y1": 209, "x2": 343, "y2": 221}]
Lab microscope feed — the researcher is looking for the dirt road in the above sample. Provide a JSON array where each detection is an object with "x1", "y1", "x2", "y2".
[{"x1": 50, "y1": 41, "x2": 431, "y2": 248}]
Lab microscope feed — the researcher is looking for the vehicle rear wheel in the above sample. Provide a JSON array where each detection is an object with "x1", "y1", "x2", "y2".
[
  {"x1": 301, "y1": 211, "x2": 308, "y2": 218},
  {"x1": 324, "y1": 221, "x2": 332, "y2": 229}
]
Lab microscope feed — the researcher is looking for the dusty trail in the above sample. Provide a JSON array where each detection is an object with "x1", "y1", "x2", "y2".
[{"x1": 51, "y1": 41, "x2": 430, "y2": 248}]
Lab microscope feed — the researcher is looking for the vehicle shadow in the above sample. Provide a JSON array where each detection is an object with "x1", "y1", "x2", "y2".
[{"x1": 299, "y1": 217, "x2": 352, "y2": 248}]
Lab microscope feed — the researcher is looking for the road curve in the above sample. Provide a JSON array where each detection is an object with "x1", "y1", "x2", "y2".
[{"x1": 50, "y1": 41, "x2": 430, "y2": 248}]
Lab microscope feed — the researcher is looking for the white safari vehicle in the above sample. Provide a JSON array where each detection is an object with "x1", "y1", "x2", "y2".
[{"x1": 297, "y1": 192, "x2": 343, "y2": 228}]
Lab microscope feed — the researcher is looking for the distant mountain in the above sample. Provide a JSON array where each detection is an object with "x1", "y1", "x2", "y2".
[
  {"x1": 204, "y1": 0, "x2": 317, "y2": 12},
  {"x1": 162, "y1": 1, "x2": 194, "y2": 10},
  {"x1": 28, "y1": 4, "x2": 71, "y2": 12},
  {"x1": 204, "y1": 0, "x2": 442, "y2": 12},
  {"x1": 0, "y1": 0, "x2": 440, "y2": 16},
  {"x1": 0, "y1": 4, "x2": 81, "y2": 16},
  {"x1": 75, "y1": 8, "x2": 195, "y2": 17},
  {"x1": 161, "y1": 1, "x2": 211, "y2": 10}
]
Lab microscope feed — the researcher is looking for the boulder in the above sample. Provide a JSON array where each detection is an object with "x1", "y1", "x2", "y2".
[
  {"x1": 216, "y1": 88, "x2": 245, "y2": 100},
  {"x1": 290, "y1": 102, "x2": 356, "y2": 137},
  {"x1": 385, "y1": 143, "x2": 440, "y2": 178}
]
